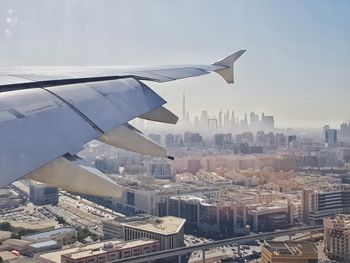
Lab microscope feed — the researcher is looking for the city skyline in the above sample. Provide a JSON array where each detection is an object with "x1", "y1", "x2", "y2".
[
  {"x1": 1, "y1": 0, "x2": 349, "y2": 127},
  {"x1": 1, "y1": 1, "x2": 350, "y2": 262}
]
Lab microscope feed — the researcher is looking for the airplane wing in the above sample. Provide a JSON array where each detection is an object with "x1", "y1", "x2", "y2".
[{"x1": 0, "y1": 50, "x2": 245, "y2": 198}]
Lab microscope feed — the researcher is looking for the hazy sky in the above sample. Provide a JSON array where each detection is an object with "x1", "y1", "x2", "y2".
[{"x1": 0, "y1": 0, "x2": 349, "y2": 128}]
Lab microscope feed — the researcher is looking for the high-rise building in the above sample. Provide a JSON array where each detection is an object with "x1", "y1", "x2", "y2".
[
  {"x1": 200, "y1": 110, "x2": 209, "y2": 131},
  {"x1": 261, "y1": 114, "x2": 275, "y2": 131},
  {"x1": 260, "y1": 241, "x2": 318, "y2": 263},
  {"x1": 165, "y1": 133, "x2": 175, "y2": 147},
  {"x1": 223, "y1": 110, "x2": 230, "y2": 131},
  {"x1": 230, "y1": 110, "x2": 236, "y2": 130},
  {"x1": 95, "y1": 157, "x2": 118, "y2": 174},
  {"x1": 256, "y1": 131, "x2": 275, "y2": 146},
  {"x1": 275, "y1": 133, "x2": 287, "y2": 147},
  {"x1": 288, "y1": 135, "x2": 297, "y2": 144},
  {"x1": 29, "y1": 183, "x2": 59, "y2": 206},
  {"x1": 324, "y1": 214, "x2": 350, "y2": 262},
  {"x1": 208, "y1": 118, "x2": 218, "y2": 132},
  {"x1": 250, "y1": 112, "x2": 259, "y2": 131},
  {"x1": 301, "y1": 188, "x2": 350, "y2": 225},
  {"x1": 218, "y1": 110, "x2": 223, "y2": 129},
  {"x1": 340, "y1": 122, "x2": 350, "y2": 138},
  {"x1": 148, "y1": 161, "x2": 173, "y2": 179},
  {"x1": 236, "y1": 132, "x2": 254, "y2": 144},
  {"x1": 324, "y1": 128, "x2": 338, "y2": 145},
  {"x1": 184, "y1": 132, "x2": 203, "y2": 145},
  {"x1": 214, "y1": 133, "x2": 232, "y2": 148}
]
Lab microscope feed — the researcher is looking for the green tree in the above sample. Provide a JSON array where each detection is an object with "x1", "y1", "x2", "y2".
[
  {"x1": 56, "y1": 216, "x2": 67, "y2": 225},
  {"x1": 0, "y1": 222, "x2": 12, "y2": 231}
]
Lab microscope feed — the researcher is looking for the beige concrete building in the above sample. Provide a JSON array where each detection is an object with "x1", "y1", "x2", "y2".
[
  {"x1": 61, "y1": 239, "x2": 158, "y2": 263},
  {"x1": 324, "y1": 214, "x2": 350, "y2": 262},
  {"x1": 0, "y1": 251, "x2": 18, "y2": 262},
  {"x1": 0, "y1": 239, "x2": 33, "y2": 254},
  {"x1": 122, "y1": 216, "x2": 185, "y2": 251},
  {"x1": 260, "y1": 241, "x2": 318, "y2": 263},
  {"x1": 0, "y1": 230, "x2": 11, "y2": 243},
  {"x1": 38, "y1": 239, "x2": 159, "y2": 263}
]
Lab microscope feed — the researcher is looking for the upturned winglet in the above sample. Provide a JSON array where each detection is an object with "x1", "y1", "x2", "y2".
[{"x1": 213, "y1": 50, "x2": 246, "y2": 83}]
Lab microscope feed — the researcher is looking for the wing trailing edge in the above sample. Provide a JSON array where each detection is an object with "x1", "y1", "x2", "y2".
[
  {"x1": 26, "y1": 157, "x2": 123, "y2": 198},
  {"x1": 139, "y1": 106, "x2": 178, "y2": 124},
  {"x1": 98, "y1": 124, "x2": 173, "y2": 160}
]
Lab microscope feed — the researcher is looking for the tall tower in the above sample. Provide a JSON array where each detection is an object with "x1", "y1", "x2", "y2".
[{"x1": 218, "y1": 110, "x2": 223, "y2": 129}]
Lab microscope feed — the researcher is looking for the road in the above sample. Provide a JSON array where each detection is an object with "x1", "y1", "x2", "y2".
[{"x1": 110, "y1": 225, "x2": 323, "y2": 263}]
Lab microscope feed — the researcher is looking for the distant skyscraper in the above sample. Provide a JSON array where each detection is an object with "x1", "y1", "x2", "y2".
[
  {"x1": 181, "y1": 91, "x2": 191, "y2": 129},
  {"x1": 148, "y1": 161, "x2": 173, "y2": 179},
  {"x1": 324, "y1": 128, "x2": 337, "y2": 145},
  {"x1": 208, "y1": 118, "x2": 218, "y2": 132},
  {"x1": 239, "y1": 114, "x2": 249, "y2": 132},
  {"x1": 250, "y1": 112, "x2": 259, "y2": 131},
  {"x1": 261, "y1": 114, "x2": 275, "y2": 131},
  {"x1": 340, "y1": 122, "x2": 350, "y2": 138},
  {"x1": 165, "y1": 134, "x2": 175, "y2": 147},
  {"x1": 200, "y1": 110, "x2": 208, "y2": 131},
  {"x1": 288, "y1": 135, "x2": 297, "y2": 144},
  {"x1": 218, "y1": 110, "x2": 223, "y2": 129},
  {"x1": 230, "y1": 110, "x2": 236, "y2": 129},
  {"x1": 224, "y1": 110, "x2": 230, "y2": 131},
  {"x1": 193, "y1": 116, "x2": 200, "y2": 129}
]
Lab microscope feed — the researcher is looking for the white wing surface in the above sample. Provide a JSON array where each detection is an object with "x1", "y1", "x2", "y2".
[{"x1": 0, "y1": 50, "x2": 245, "y2": 197}]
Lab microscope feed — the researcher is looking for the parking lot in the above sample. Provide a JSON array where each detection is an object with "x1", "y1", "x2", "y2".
[{"x1": 185, "y1": 235, "x2": 261, "y2": 263}]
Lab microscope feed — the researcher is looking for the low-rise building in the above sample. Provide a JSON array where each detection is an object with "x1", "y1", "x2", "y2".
[
  {"x1": 38, "y1": 239, "x2": 159, "y2": 263},
  {"x1": 0, "y1": 239, "x2": 33, "y2": 255},
  {"x1": 103, "y1": 215, "x2": 153, "y2": 240},
  {"x1": 29, "y1": 183, "x2": 59, "y2": 206},
  {"x1": 21, "y1": 227, "x2": 77, "y2": 245},
  {"x1": 0, "y1": 189, "x2": 21, "y2": 209},
  {"x1": 123, "y1": 216, "x2": 185, "y2": 251},
  {"x1": 103, "y1": 215, "x2": 185, "y2": 251},
  {"x1": 261, "y1": 241, "x2": 318, "y2": 263},
  {"x1": 29, "y1": 240, "x2": 61, "y2": 253},
  {"x1": 0, "y1": 230, "x2": 12, "y2": 243},
  {"x1": 0, "y1": 251, "x2": 18, "y2": 262}
]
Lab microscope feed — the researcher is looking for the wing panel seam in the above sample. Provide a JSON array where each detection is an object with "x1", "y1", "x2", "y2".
[{"x1": 43, "y1": 88, "x2": 105, "y2": 134}]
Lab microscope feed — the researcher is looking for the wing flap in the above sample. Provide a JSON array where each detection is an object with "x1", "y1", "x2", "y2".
[
  {"x1": 0, "y1": 89, "x2": 101, "y2": 187},
  {"x1": 98, "y1": 124, "x2": 171, "y2": 159},
  {"x1": 26, "y1": 157, "x2": 123, "y2": 198},
  {"x1": 46, "y1": 78, "x2": 166, "y2": 133},
  {"x1": 0, "y1": 79, "x2": 167, "y2": 188}
]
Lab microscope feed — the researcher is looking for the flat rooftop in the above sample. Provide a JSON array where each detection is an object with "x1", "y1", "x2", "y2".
[
  {"x1": 39, "y1": 239, "x2": 156, "y2": 263},
  {"x1": 22, "y1": 227, "x2": 75, "y2": 241},
  {"x1": 325, "y1": 214, "x2": 350, "y2": 229},
  {"x1": 263, "y1": 241, "x2": 317, "y2": 256},
  {"x1": 64, "y1": 239, "x2": 157, "y2": 260},
  {"x1": 123, "y1": 216, "x2": 185, "y2": 236}
]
